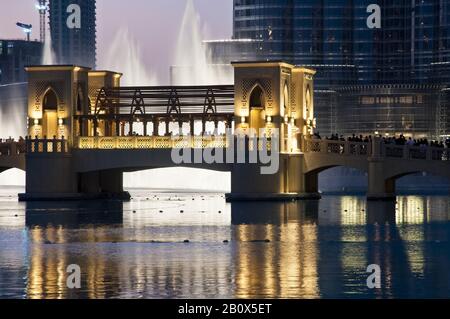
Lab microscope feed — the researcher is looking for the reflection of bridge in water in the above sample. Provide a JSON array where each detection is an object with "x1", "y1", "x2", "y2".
[
  {"x1": 0, "y1": 61, "x2": 448, "y2": 201},
  {"x1": 4, "y1": 195, "x2": 445, "y2": 298}
]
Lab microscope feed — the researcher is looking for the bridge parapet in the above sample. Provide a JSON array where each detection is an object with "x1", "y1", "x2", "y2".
[
  {"x1": 0, "y1": 140, "x2": 26, "y2": 156},
  {"x1": 303, "y1": 138, "x2": 450, "y2": 162},
  {"x1": 75, "y1": 136, "x2": 230, "y2": 150},
  {"x1": 303, "y1": 138, "x2": 371, "y2": 157},
  {"x1": 382, "y1": 144, "x2": 450, "y2": 161},
  {"x1": 25, "y1": 137, "x2": 69, "y2": 154},
  {"x1": 74, "y1": 135, "x2": 275, "y2": 151}
]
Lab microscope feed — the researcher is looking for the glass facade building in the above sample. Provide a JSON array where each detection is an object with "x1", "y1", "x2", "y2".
[
  {"x1": 209, "y1": 0, "x2": 450, "y2": 138},
  {"x1": 49, "y1": 0, "x2": 97, "y2": 69},
  {"x1": 0, "y1": 40, "x2": 42, "y2": 85}
]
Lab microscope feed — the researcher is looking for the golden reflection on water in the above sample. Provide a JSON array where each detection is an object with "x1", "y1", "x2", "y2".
[
  {"x1": 232, "y1": 202, "x2": 319, "y2": 298},
  {"x1": 340, "y1": 196, "x2": 367, "y2": 226},
  {"x1": 1, "y1": 194, "x2": 447, "y2": 299}
]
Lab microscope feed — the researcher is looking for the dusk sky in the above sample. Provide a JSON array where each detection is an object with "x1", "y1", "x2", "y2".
[{"x1": 0, "y1": 0, "x2": 233, "y2": 83}]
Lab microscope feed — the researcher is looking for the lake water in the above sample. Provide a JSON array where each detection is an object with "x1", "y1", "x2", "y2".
[{"x1": 0, "y1": 186, "x2": 448, "y2": 299}]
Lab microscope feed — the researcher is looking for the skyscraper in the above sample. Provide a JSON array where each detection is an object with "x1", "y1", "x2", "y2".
[
  {"x1": 49, "y1": 0, "x2": 97, "y2": 69},
  {"x1": 208, "y1": 0, "x2": 450, "y2": 138}
]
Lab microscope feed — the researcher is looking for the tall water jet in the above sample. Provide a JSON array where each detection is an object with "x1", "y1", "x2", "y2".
[
  {"x1": 42, "y1": 25, "x2": 55, "y2": 65},
  {"x1": 99, "y1": 8, "x2": 230, "y2": 191},
  {"x1": 0, "y1": 83, "x2": 27, "y2": 186},
  {"x1": 100, "y1": 27, "x2": 157, "y2": 86},
  {"x1": 172, "y1": 0, "x2": 232, "y2": 85}
]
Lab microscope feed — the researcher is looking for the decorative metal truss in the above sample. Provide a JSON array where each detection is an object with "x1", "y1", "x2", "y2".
[{"x1": 88, "y1": 85, "x2": 234, "y2": 122}]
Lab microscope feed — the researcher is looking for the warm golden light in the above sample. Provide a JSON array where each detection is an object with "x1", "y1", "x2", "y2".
[{"x1": 76, "y1": 136, "x2": 229, "y2": 149}]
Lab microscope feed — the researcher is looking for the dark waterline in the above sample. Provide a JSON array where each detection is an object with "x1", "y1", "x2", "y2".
[{"x1": 0, "y1": 187, "x2": 448, "y2": 299}]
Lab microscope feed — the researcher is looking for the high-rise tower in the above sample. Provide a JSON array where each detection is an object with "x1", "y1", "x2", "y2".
[
  {"x1": 208, "y1": 0, "x2": 450, "y2": 138},
  {"x1": 48, "y1": 0, "x2": 97, "y2": 68}
]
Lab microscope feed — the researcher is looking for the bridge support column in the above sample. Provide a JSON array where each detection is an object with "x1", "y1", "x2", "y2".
[
  {"x1": 227, "y1": 154, "x2": 320, "y2": 201},
  {"x1": 304, "y1": 172, "x2": 319, "y2": 194},
  {"x1": 367, "y1": 159, "x2": 396, "y2": 200},
  {"x1": 100, "y1": 170, "x2": 124, "y2": 194},
  {"x1": 19, "y1": 153, "x2": 78, "y2": 201},
  {"x1": 79, "y1": 169, "x2": 129, "y2": 200}
]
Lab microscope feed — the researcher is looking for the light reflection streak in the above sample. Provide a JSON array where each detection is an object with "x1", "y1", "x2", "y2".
[{"x1": 0, "y1": 193, "x2": 447, "y2": 298}]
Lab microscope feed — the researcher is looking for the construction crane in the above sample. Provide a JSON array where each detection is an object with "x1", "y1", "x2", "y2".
[
  {"x1": 35, "y1": 0, "x2": 48, "y2": 43},
  {"x1": 16, "y1": 22, "x2": 32, "y2": 41}
]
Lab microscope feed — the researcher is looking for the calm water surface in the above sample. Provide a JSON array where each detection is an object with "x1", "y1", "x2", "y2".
[{"x1": 0, "y1": 186, "x2": 448, "y2": 299}]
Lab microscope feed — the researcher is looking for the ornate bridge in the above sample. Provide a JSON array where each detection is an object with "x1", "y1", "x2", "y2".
[{"x1": 0, "y1": 62, "x2": 448, "y2": 201}]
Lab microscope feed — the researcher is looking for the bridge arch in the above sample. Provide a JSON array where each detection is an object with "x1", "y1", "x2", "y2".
[
  {"x1": 0, "y1": 167, "x2": 26, "y2": 188},
  {"x1": 0, "y1": 166, "x2": 25, "y2": 174},
  {"x1": 303, "y1": 154, "x2": 369, "y2": 175},
  {"x1": 382, "y1": 162, "x2": 450, "y2": 183},
  {"x1": 304, "y1": 164, "x2": 369, "y2": 194},
  {"x1": 384, "y1": 170, "x2": 450, "y2": 195}
]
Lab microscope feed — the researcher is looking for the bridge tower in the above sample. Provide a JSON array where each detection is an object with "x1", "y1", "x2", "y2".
[
  {"x1": 229, "y1": 62, "x2": 319, "y2": 200},
  {"x1": 22, "y1": 65, "x2": 123, "y2": 200},
  {"x1": 26, "y1": 65, "x2": 90, "y2": 145}
]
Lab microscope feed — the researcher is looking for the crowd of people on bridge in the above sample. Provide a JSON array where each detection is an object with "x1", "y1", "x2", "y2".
[{"x1": 312, "y1": 132, "x2": 450, "y2": 149}]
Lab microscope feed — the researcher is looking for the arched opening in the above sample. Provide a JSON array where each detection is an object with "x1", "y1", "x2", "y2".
[
  {"x1": 0, "y1": 168, "x2": 26, "y2": 188},
  {"x1": 42, "y1": 89, "x2": 58, "y2": 138},
  {"x1": 318, "y1": 166, "x2": 368, "y2": 194},
  {"x1": 306, "y1": 166, "x2": 368, "y2": 194},
  {"x1": 283, "y1": 83, "x2": 298, "y2": 152},
  {"x1": 248, "y1": 85, "x2": 266, "y2": 135},
  {"x1": 123, "y1": 167, "x2": 231, "y2": 192},
  {"x1": 389, "y1": 172, "x2": 450, "y2": 195},
  {"x1": 304, "y1": 84, "x2": 313, "y2": 136}
]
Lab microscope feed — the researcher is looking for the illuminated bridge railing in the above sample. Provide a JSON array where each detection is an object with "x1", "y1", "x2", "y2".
[
  {"x1": 25, "y1": 137, "x2": 69, "y2": 153},
  {"x1": 382, "y1": 144, "x2": 450, "y2": 161},
  {"x1": 76, "y1": 136, "x2": 229, "y2": 150},
  {"x1": 303, "y1": 139, "x2": 371, "y2": 157}
]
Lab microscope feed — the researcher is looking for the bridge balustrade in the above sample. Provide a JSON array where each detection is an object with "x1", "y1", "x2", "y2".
[
  {"x1": 75, "y1": 136, "x2": 229, "y2": 150},
  {"x1": 303, "y1": 139, "x2": 371, "y2": 157},
  {"x1": 25, "y1": 137, "x2": 69, "y2": 154},
  {"x1": 74, "y1": 135, "x2": 276, "y2": 151},
  {"x1": 382, "y1": 144, "x2": 450, "y2": 161},
  {"x1": 0, "y1": 140, "x2": 26, "y2": 156}
]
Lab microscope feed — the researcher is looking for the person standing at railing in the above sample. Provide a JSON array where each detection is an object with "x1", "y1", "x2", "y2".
[{"x1": 406, "y1": 137, "x2": 415, "y2": 146}]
